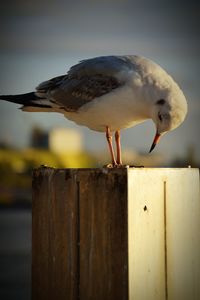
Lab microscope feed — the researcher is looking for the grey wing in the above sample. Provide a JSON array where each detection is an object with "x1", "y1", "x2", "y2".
[{"x1": 35, "y1": 56, "x2": 133, "y2": 112}]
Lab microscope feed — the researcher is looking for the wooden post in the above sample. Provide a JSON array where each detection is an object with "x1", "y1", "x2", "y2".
[{"x1": 32, "y1": 168, "x2": 200, "y2": 300}]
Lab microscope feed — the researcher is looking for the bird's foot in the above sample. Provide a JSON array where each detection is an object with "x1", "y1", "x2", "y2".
[
  {"x1": 115, "y1": 164, "x2": 130, "y2": 168},
  {"x1": 103, "y1": 163, "x2": 115, "y2": 168},
  {"x1": 103, "y1": 163, "x2": 129, "y2": 169},
  {"x1": 103, "y1": 163, "x2": 144, "y2": 168}
]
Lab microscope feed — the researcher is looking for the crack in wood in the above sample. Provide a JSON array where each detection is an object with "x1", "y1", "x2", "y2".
[
  {"x1": 76, "y1": 180, "x2": 80, "y2": 300},
  {"x1": 164, "y1": 181, "x2": 168, "y2": 300}
]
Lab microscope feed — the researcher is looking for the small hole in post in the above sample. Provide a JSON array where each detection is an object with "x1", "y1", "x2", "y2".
[{"x1": 143, "y1": 205, "x2": 147, "y2": 211}]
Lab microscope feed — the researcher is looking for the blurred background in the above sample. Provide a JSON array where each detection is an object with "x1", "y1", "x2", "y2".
[{"x1": 0, "y1": 0, "x2": 199, "y2": 299}]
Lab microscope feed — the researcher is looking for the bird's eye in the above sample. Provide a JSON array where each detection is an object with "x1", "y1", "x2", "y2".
[
  {"x1": 156, "y1": 99, "x2": 166, "y2": 105},
  {"x1": 158, "y1": 113, "x2": 163, "y2": 122},
  {"x1": 158, "y1": 112, "x2": 170, "y2": 122}
]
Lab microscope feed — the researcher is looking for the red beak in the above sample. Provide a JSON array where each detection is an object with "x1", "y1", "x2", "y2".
[{"x1": 149, "y1": 132, "x2": 161, "y2": 153}]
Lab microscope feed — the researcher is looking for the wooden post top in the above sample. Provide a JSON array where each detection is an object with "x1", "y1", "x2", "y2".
[{"x1": 33, "y1": 166, "x2": 198, "y2": 174}]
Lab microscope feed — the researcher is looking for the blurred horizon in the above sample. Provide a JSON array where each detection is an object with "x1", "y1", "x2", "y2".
[{"x1": 0, "y1": 0, "x2": 200, "y2": 164}]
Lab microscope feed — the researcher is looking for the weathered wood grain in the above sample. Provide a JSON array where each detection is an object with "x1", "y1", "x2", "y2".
[
  {"x1": 32, "y1": 168, "x2": 128, "y2": 300},
  {"x1": 32, "y1": 168, "x2": 79, "y2": 300},
  {"x1": 78, "y1": 170, "x2": 128, "y2": 300}
]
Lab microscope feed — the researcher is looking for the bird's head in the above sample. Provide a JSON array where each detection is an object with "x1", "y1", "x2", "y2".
[
  {"x1": 127, "y1": 55, "x2": 188, "y2": 152},
  {"x1": 149, "y1": 84, "x2": 188, "y2": 153}
]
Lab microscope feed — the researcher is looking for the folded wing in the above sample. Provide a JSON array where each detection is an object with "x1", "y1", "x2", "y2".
[{"x1": 1, "y1": 56, "x2": 133, "y2": 112}]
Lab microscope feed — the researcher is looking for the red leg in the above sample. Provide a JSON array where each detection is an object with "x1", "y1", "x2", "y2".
[
  {"x1": 115, "y1": 130, "x2": 122, "y2": 165},
  {"x1": 106, "y1": 126, "x2": 117, "y2": 166}
]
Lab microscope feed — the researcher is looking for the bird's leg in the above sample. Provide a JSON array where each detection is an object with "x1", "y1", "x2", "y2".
[
  {"x1": 115, "y1": 130, "x2": 122, "y2": 165},
  {"x1": 106, "y1": 126, "x2": 117, "y2": 166}
]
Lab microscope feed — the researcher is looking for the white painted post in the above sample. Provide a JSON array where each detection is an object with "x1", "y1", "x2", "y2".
[{"x1": 128, "y1": 168, "x2": 200, "y2": 300}]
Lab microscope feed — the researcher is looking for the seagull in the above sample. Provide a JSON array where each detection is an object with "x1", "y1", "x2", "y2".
[{"x1": 0, "y1": 55, "x2": 187, "y2": 166}]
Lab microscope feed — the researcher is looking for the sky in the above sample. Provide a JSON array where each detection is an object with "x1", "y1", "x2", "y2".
[{"x1": 0, "y1": 0, "x2": 200, "y2": 162}]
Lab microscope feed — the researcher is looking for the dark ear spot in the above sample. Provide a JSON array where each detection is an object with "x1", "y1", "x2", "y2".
[{"x1": 156, "y1": 99, "x2": 166, "y2": 105}]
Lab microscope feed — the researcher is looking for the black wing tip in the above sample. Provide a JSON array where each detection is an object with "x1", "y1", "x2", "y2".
[{"x1": 0, "y1": 92, "x2": 38, "y2": 105}]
